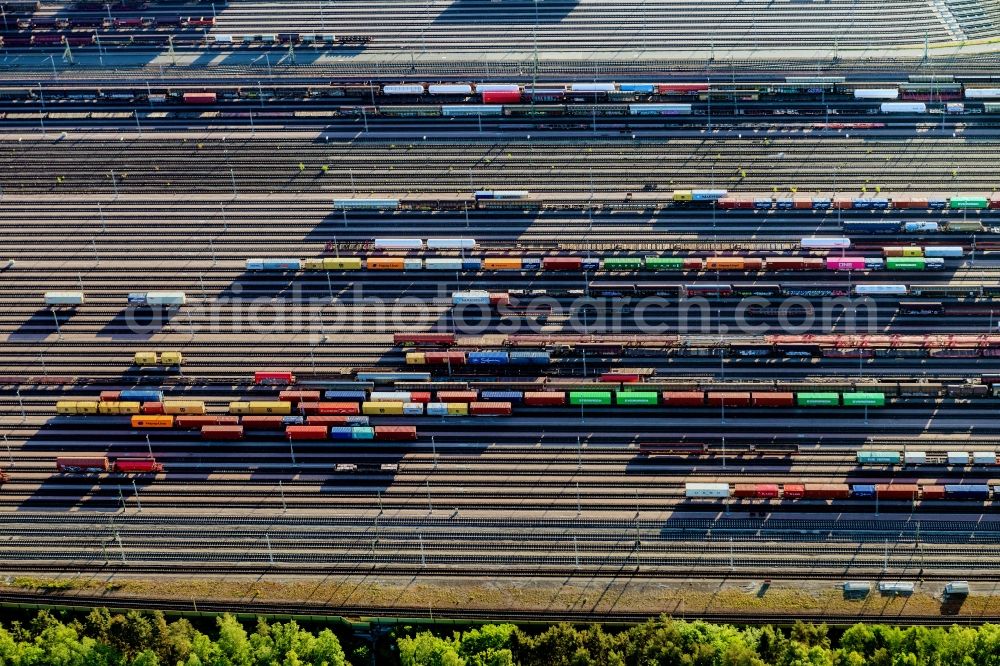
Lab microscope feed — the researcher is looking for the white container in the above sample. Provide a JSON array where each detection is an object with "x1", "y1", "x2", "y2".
[
  {"x1": 44, "y1": 291, "x2": 85, "y2": 306},
  {"x1": 373, "y1": 238, "x2": 422, "y2": 250},
  {"x1": 801, "y1": 237, "x2": 851, "y2": 249},
  {"x1": 964, "y1": 88, "x2": 1000, "y2": 99},
  {"x1": 945, "y1": 581, "x2": 970, "y2": 596},
  {"x1": 427, "y1": 238, "x2": 476, "y2": 249},
  {"x1": 854, "y1": 88, "x2": 899, "y2": 99},
  {"x1": 685, "y1": 482, "x2": 730, "y2": 498},
  {"x1": 145, "y1": 291, "x2": 186, "y2": 306},
  {"x1": 904, "y1": 451, "x2": 926, "y2": 465},
  {"x1": 369, "y1": 391, "x2": 410, "y2": 402},
  {"x1": 570, "y1": 82, "x2": 615, "y2": 93},
  {"x1": 474, "y1": 84, "x2": 520, "y2": 93},
  {"x1": 878, "y1": 582, "x2": 914, "y2": 595},
  {"x1": 946, "y1": 103, "x2": 965, "y2": 113},
  {"x1": 426, "y1": 402, "x2": 449, "y2": 416},
  {"x1": 402, "y1": 402, "x2": 424, "y2": 415},
  {"x1": 403, "y1": 258, "x2": 424, "y2": 270},
  {"x1": 383, "y1": 84, "x2": 425, "y2": 95},
  {"x1": 854, "y1": 285, "x2": 908, "y2": 296},
  {"x1": 881, "y1": 102, "x2": 926, "y2": 113},
  {"x1": 973, "y1": 451, "x2": 996, "y2": 465},
  {"x1": 213, "y1": 34, "x2": 234, "y2": 44},
  {"x1": 947, "y1": 451, "x2": 970, "y2": 465},
  {"x1": 428, "y1": 84, "x2": 473, "y2": 95},
  {"x1": 452, "y1": 290, "x2": 491, "y2": 305},
  {"x1": 425, "y1": 258, "x2": 464, "y2": 270},
  {"x1": 923, "y1": 246, "x2": 963, "y2": 258}
]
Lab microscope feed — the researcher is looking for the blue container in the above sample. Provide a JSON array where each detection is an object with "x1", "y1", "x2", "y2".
[
  {"x1": 345, "y1": 415, "x2": 370, "y2": 425},
  {"x1": 127, "y1": 292, "x2": 148, "y2": 305},
  {"x1": 581, "y1": 257, "x2": 601, "y2": 270},
  {"x1": 521, "y1": 258, "x2": 542, "y2": 270},
  {"x1": 851, "y1": 484, "x2": 876, "y2": 498},
  {"x1": 261, "y1": 259, "x2": 301, "y2": 271},
  {"x1": 282, "y1": 416, "x2": 304, "y2": 425},
  {"x1": 481, "y1": 390, "x2": 524, "y2": 402},
  {"x1": 775, "y1": 199, "x2": 794, "y2": 210},
  {"x1": 462, "y1": 258, "x2": 483, "y2": 270},
  {"x1": 870, "y1": 198, "x2": 889, "y2": 210},
  {"x1": 842, "y1": 220, "x2": 901, "y2": 234},
  {"x1": 119, "y1": 389, "x2": 164, "y2": 402},
  {"x1": 324, "y1": 390, "x2": 368, "y2": 401},
  {"x1": 330, "y1": 426, "x2": 353, "y2": 440},
  {"x1": 468, "y1": 351, "x2": 509, "y2": 365},
  {"x1": 945, "y1": 484, "x2": 990, "y2": 499},
  {"x1": 754, "y1": 198, "x2": 773, "y2": 210},
  {"x1": 351, "y1": 426, "x2": 375, "y2": 440},
  {"x1": 509, "y1": 351, "x2": 551, "y2": 365},
  {"x1": 812, "y1": 198, "x2": 831, "y2": 210},
  {"x1": 928, "y1": 199, "x2": 947, "y2": 209},
  {"x1": 619, "y1": 83, "x2": 655, "y2": 93}
]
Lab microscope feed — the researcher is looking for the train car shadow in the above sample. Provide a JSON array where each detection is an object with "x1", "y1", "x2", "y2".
[
  {"x1": 8, "y1": 308, "x2": 65, "y2": 342},
  {"x1": 218, "y1": 270, "x2": 301, "y2": 302},
  {"x1": 430, "y1": 0, "x2": 578, "y2": 29},
  {"x1": 96, "y1": 306, "x2": 178, "y2": 340}
]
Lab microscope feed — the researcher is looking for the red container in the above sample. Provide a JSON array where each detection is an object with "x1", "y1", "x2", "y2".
[
  {"x1": 482, "y1": 90, "x2": 521, "y2": 104},
  {"x1": 990, "y1": 197, "x2": 1000, "y2": 210},
  {"x1": 741, "y1": 258, "x2": 764, "y2": 272},
  {"x1": 254, "y1": 370, "x2": 295, "y2": 385},
  {"x1": 425, "y1": 352, "x2": 466, "y2": 365},
  {"x1": 33, "y1": 34, "x2": 63, "y2": 46},
  {"x1": 803, "y1": 483, "x2": 851, "y2": 499},
  {"x1": 801, "y1": 258, "x2": 825, "y2": 270},
  {"x1": 662, "y1": 391, "x2": 705, "y2": 407},
  {"x1": 279, "y1": 390, "x2": 321, "y2": 403},
  {"x1": 783, "y1": 483, "x2": 805, "y2": 499},
  {"x1": 309, "y1": 402, "x2": 360, "y2": 415},
  {"x1": 113, "y1": 458, "x2": 163, "y2": 473},
  {"x1": 286, "y1": 425, "x2": 328, "y2": 440},
  {"x1": 409, "y1": 391, "x2": 432, "y2": 403},
  {"x1": 600, "y1": 373, "x2": 640, "y2": 383},
  {"x1": 175, "y1": 415, "x2": 239, "y2": 429},
  {"x1": 437, "y1": 390, "x2": 478, "y2": 403},
  {"x1": 657, "y1": 83, "x2": 709, "y2": 94},
  {"x1": 394, "y1": 333, "x2": 456, "y2": 345},
  {"x1": 100, "y1": 390, "x2": 121, "y2": 402},
  {"x1": 765, "y1": 258, "x2": 805, "y2": 271},
  {"x1": 374, "y1": 425, "x2": 418, "y2": 441},
  {"x1": 876, "y1": 484, "x2": 919, "y2": 500},
  {"x1": 751, "y1": 392, "x2": 795, "y2": 407},
  {"x1": 683, "y1": 258, "x2": 704, "y2": 271},
  {"x1": 734, "y1": 484, "x2": 758, "y2": 498},
  {"x1": 706, "y1": 392, "x2": 751, "y2": 407},
  {"x1": 183, "y1": 92, "x2": 218, "y2": 104},
  {"x1": 543, "y1": 257, "x2": 583, "y2": 270},
  {"x1": 202, "y1": 425, "x2": 244, "y2": 440},
  {"x1": 921, "y1": 484, "x2": 945, "y2": 500},
  {"x1": 523, "y1": 391, "x2": 567, "y2": 406},
  {"x1": 56, "y1": 457, "x2": 110, "y2": 472},
  {"x1": 240, "y1": 415, "x2": 286, "y2": 430},
  {"x1": 470, "y1": 401, "x2": 513, "y2": 416},
  {"x1": 307, "y1": 415, "x2": 355, "y2": 425},
  {"x1": 793, "y1": 196, "x2": 813, "y2": 210},
  {"x1": 489, "y1": 293, "x2": 510, "y2": 306},
  {"x1": 142, "y1": 401, "x2": 164, "y2": 415},
  {"x1": 186, "y1": 16, "x2": 217, "y2": 27},
  {"x1": 754, "y1": 483, "x2": 780, "y2": 498}
]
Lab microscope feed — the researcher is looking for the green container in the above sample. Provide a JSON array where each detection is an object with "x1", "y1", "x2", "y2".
[
  {"x1": 950, "y1": 197, "x2": 988, "y2": 209},
  {"x1": 796, "y1": 392, "x2": 840, "y2": 407},
  {"x1": 615, "y1": 391, "x2": 659, "y2": 406},
  {"x1": 352, "y1": 427, "x2": 375, "y2": 440},
  {"x1": 645, "y1": 257, "x2": 684, "y2": 270},
  {"x1": 603, "y1": 257, "x2": 643, "y2": 271},
  {"x1": 857, "y1": 450, "x2": 900, "y2": 464},
  {"x1": 842, "y1": 392, "x2": 885, "y2": 407},
  {"x1": 887, "y1": 258, "x2": 926, "y2": 270},
  {"x1": 569, "y1": 391, "x2": 612, "y2": 406}
]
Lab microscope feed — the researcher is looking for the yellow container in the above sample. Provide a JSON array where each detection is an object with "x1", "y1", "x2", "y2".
[
  {"x1": 248, "y1": 401, "x2": 291, "y2": 415},
  {"x1": 362, "y1": 401, "x2": 405, "y2": 416},
  {"x1": 901, "y1": 247, "x2": 924, "y2": 257},
  {"x1": 483, "y1": 258, "x2": 523, "y2": 270},
  {"x1": 163, "y1": 401, "x2": 206, "y2": 415},
  {"x1": 228, "y1": 401, "x2": 251, "y2": 415},
  {"x1": 706, "y1": 257, "x2": 744, "y2": 270},
  {"x1": 405, "y1": 352, "x2": 426, "y2": 365},
  {"x1": 57, "y1": 401, "x2": 78, "y2": 415},
  {"x1": 324, "y1": 257, "x2": 363, "y2": 270},
  {"x1": 75, "y1": 401, "x2": 99, "y2": 415},
  {"x1": 672, "y1": 189, "x2": 693, "y2": 202},
  {"x1": 446, "y1": 402, "x2": 469, "y2": 416},
  {"x1": 99, "y1": 401, "x2": 141, "y2": 415},
  {"x1": 303, "y1": 258, "x2": 325, "y2": 270},
  {"x1": 134, "y1": 351, "x2": 158, "y2": 366},
  {"x1": 367, "y1": 257, "x2": 405, "y2": 270},
  {"x1": 159, "y1": 351, "x2": 183, "y2": 365}
]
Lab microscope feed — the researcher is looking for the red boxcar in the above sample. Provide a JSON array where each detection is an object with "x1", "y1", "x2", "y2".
[
  {"x1": 683, "y1": 258, "x2": 703, "y2": 270},
  {"x1": 921, "y1": 484, "x2": 946, "y2": 499},
  {"x1": 394, "y1": 333, "x2": 456, "y2": 345},
  {"x1": 286, "y1": 425, "x2": 327, "y2": 440},
  {"x1": 801, "y1": 258, "x2": 825, "y2": 270},
  {"x1": 175, "y1": 415, "x2": 239, "y2": 429},
  {"x1": 437, "y1": 390, "x2": 478, "y2": 403},
  {"x1": 876, "y1": 484, "x2": 919, "y2": 500},
  {"x1": 783, "y1": 483, "x2": 805, "y2": 499},
  {"x1": 254, "y1": 370, "x2": 295, "y2": 385},
  {"x1": 543, "y1": 257, "x2": 583, "y2": 270},
  {"x1": 742, "y1": 258, "x2": 764, "y2": 272},
  {"x1": 185, "y1": 16, "x2": 217, "y2": 27},
  {"x1": 470, "y1": 401, "x2": 513, "y2": 416},
  {"x1": 718, "y1": 197, "x2": 754, "y2": 210},
  {"x1": 489, "y1": 293, "x2": 510, "y2": 306},
  {"x1": 765, "y1": 258, "x2": 805, "y2": 271},
  {"x1": 990, "y1": 196, "x2": 1000, "y2": 210},
  {"x1": 803, "y1": 483, "x2": 851, "y2": 499},
  {"x1": 600, "y1": 373, "x2": 641, "y2": 383},
  {"x1": 279, "y1": 390, "x2": 321, "y2": 403},
  {"x1": 409, "y1": 391, "x2": 431, "y2": 403},
  {"x1": 374, "y1": 425, "x2": 418, "y2": 441},
  {"x1": 735, "y1": 483, "x2": 779, "y2": 498},
  {"x1": 240, "y1": 415, "x2": 285, "y2": 430},
  {"x1": 100, "y1": 390, "x2": 121, "y2": 402},
  {"x1": 183, "y1": 92, "x2": 217, "y2": 105},
  {"x1": 202, "y1": 425, "x2": 244, "y2": 440},
  {"x1": 113, "y1": 458, "x2": 163, "y2": 473},
  {"x1": 425, "y1": 352, "x2": 466, "y2": 365},
  {"x1": 34, "y1": 34, "x2": 64, "y2": 46},
  {"x1": 65, "y1": 36, "x2": 94, "y2": 46},
  {"x1": 56, "y1": 457, "x2": 110, "y2": 472},
  {"x1": 300, "y1": 402, "x2": 360, "y2": 415},
  {"x1": 307, "y1": 415, "x2": 357, "y2": 425},
  {"x1": 657, "y1": 83, "x2": 709, "y2": 94},
  {"x1": 751, "y1": 392, "x2": 795, "y2": 407},
  {"x1": 142, "y1": 401, "x2": 164, "y2": 415},
  {"x1": 482, "y1": 90, "x2": 521, "y2": 104},
  {"x1": 523, "y1": 391, "x2": 566, "y2": 406},
  {"x1": 662, "y1": 391, "x2": 705, "y2": 407}
]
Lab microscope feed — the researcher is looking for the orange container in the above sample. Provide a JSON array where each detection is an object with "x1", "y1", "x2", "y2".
[{"x1": 367, "y1": 257, "x2": 405, "y2": 270}]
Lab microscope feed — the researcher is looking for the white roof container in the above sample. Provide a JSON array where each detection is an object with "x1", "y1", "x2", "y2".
[
  {"x1": 145, "y1": 291, "x2": 187, "y2": 306},
  {"x1": 964, "y1": 88, "x2": 1000, "y2": 99},
  {"x1": 403, "y1": 258, "x2": 424, "y2": 270},
  {"x1": 373, "y1": 238, "x2": 423, "y2": 249},
  {"x1": 854, "y1": 88, "x2": 899, "y2": 99},
  {"x1": 973, "y1": 451, "x2": 996, "y2": 465},
  {"x1": 685, "y1": 482, "x2": 730, "y2": 498},
  {"x1": 945, "y1": 581, "x2": 970, "y2": 596},
  {"x1": 44, "y1": 291, "x2": 85, "y2": 306},
  {"x1": 426, "y1": 238, "x2": 476, "y2": 249},
  {"x1": 571, "y1": 82, "x2": 616, "y2": 92},
  {"x1": 452, "y1": 290, "x2": 491, "y2": 305},
  {"x1": 878, "y1": 582, "x2": 915, "y2": 595},
  {"x1": 881, "y1": 102, "x2": 927, "y2": 113},
  {"x1": 428, "y1": 84, "x2": 473, "y2": 95},
  {"x1": 425, "y1": 258, "x2": 465, "y2": 270},
  {"x1": 854, "y1": 285, "x2": 908, "y2": 296},
  {"x1": 948, "y1": 451, "x2": 970, "y2": 465},
  {"x1": 904, "y1": 451, "x2": 926, "y2": 464},
  {"x1": 801, "y1": 237, "x2": 851, "y2": 249},
  {"x1": 474, "y1": 84, "x2": 520, "y2": 93},
  {"x1": 383, "y1": 84, "x2": 425, "y2": 95}
]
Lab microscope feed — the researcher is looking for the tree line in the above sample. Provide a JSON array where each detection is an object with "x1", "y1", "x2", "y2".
[{"x1": 3, "y1": 607, "x2": 1000, "y2": 665}]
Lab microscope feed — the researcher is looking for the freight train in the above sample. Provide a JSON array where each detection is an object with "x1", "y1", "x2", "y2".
[
  {"x1": 685, "y1": 481, "x2": 1000, "y2": 501},
  {"x1": 55, "y1": 456, "x2": 162, "y2": 473}
]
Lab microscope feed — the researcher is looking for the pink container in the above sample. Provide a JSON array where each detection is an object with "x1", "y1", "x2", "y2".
[{"x1": 826, "y1": 257, "x2": 866, "y2": 271}]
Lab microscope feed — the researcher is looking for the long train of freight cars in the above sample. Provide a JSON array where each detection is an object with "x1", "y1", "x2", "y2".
[
  {"x1": 247, "y1": 254, "x2": 957, "y2": 274},
  {"x1": 684, "y1": 482, "x2": 1000, "y2": 500},
  {"x1": 6, "y1": 79, "x2": 1000, "y2": 104}
]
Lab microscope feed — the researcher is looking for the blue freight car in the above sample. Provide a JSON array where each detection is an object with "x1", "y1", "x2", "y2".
[
  {"x1": 842, "y1": 220, "x2": 901, "y2": 234},
  {"x1": 324, "y1": 390, "x2": 368, "y2": 401},
  {"x1": 468, "y1": 351, "x2": 510, "y2": 365},
  {"x1": 851, "y1": 484, "x2": 877, "y2": 498},
  {"x1": 509, "y1": 351, "x2": 551, "y2": 365},
  {"x1": 481, "y1": 390, "x2": 524, "y2": 402},
  {"x1": 944, "y1": 484, "x2": 990, "y2": 499},
  {"x1": 119, "y1": 389, "x2": 164, "y2": 402}
]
